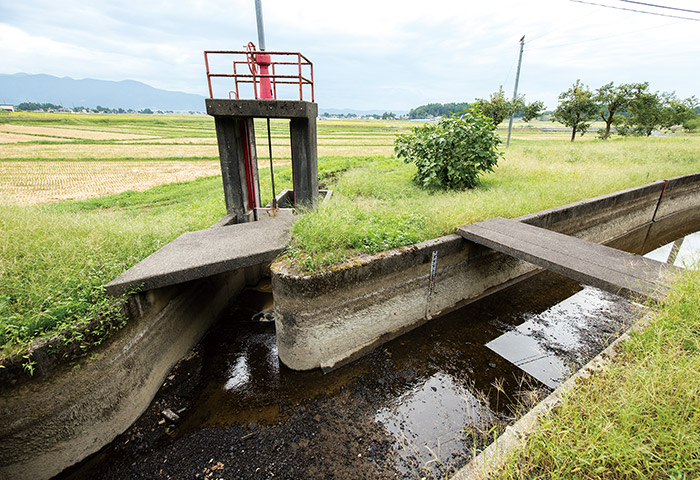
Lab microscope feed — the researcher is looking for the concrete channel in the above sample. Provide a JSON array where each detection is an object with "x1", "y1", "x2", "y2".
[{"x1": 0, "y1": 173, "x2": 698, "y2": 479}]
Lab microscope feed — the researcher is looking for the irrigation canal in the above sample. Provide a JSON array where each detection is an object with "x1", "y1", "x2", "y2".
[{"x1": 58, "y1": 232, "x2": 699, "y2": 480}]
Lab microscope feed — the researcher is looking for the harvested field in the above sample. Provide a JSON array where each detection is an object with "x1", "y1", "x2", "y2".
[
  {"x1": 0, "y1": 160, "x2": 220, "y2": 204},
  {"x1": 0, "y1": 133, "x2": 59, "y2": 143},
  {"x1": 0, "y1": 124, "x2": 157, "y2": 140},
  {"x1": 0, "y1": 142, "x2": 394, "y2": 160},
  {"x1": 0, "y1": 143, "x2": 220, "y2": 159}
]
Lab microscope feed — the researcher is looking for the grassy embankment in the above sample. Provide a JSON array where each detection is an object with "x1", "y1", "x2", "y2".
[
  {"x1": 0, "y1": 113, "x2": 698, "y2": 365},
  {"x1": 493, "y1": 267, "x2": 700, "y2": 479}
]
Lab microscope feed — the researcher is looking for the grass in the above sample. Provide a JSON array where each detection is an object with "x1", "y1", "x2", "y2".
[
  {"x1": 0, "y1": 113, "x2": 698, "y2": 359},
  {"x1": 494, "y1": 268, "x2": 700, "y2": 479},
  {"x1": 0, "y1": 177, "x2": 226, "y2": 353},
  {"x1": 285, "y1": 135, "x2": 700, "y2": 272}
]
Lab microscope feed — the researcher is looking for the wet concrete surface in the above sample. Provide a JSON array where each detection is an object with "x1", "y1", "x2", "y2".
[{"x1": 56, "y1": 233, "x2": 698, "y2": 480}]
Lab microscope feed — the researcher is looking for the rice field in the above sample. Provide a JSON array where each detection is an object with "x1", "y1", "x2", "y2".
[
  {"x1": 0, "y1": 113, "x2": 588, "y2": 205},
  {"x1": 1, "y1": 110, "x2": 698, "y2": 353},
  {"x1": 0, "y1": 113, "x2": 407, "y2": 203}
]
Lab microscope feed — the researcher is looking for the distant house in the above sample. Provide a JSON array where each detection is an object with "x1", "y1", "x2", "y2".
[{"x1": 0, "y1": 105, "x2": 14, "y2": 112}]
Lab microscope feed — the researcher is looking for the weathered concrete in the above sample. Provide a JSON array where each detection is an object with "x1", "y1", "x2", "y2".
[
  {"x1": 205, "y1": 98, "x2": 318, "y2": 119},
  {"x1": 289, "y1": 115, "x2": 319, "y2": 208},
  {"x1": 0, "y1": 267, "x2": 261, "y2": 480},
  {"x1": 212, "y1": 115, "x2": 259, "y2": 222},
  {"x1": 457, "y1": 217, "x2": 679, "y2": 302},
  {"x1": 207, "y1": 98, "x2": 319, "y2": 213},
  {"x1": 105, "y1": 215, "x2": 295, "y2": 296},
  {"x1": 272, "y1": 174, "x2": 700, "y2": 371}
]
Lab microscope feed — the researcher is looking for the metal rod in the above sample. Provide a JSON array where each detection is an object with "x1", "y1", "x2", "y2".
[
  {"x1": 254, "y1": 0, "x2": 266, "y2": 51},
  {"x1": 267, "y1": 118, "x2": 277, "y2": 210},
  {"x1": 204, "y1": 52, "x2": 213, "y2": 98},
  {"x1": 506, "y1": 35, "x2": 525, "y2": 147}
]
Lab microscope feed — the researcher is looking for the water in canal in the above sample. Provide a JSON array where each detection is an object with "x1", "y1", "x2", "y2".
[{"x1": 59, "y1": 232, "x2": 699, "y2": 480}]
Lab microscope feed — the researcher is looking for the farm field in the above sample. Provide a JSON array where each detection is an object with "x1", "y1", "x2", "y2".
[
  {"x1": 0, "y1": 113, "x2": 584, "y2": 204},
  {"x1": 0, "y1": 111, "x2": 698, "y2": 355}
]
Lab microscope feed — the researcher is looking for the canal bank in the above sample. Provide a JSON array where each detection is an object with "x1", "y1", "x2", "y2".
[
  {"x1": 1, "y1": 173, "x2": 698, "y2": 479},
  {"x1": 57, "y1": 230, "x2": 698, "y2": 479}
]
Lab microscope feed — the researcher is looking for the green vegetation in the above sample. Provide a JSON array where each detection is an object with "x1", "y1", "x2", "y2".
[
  {"x1": 285, "y1": 135, "x2": 699, "y2": 272},
  {"x1": 1, "y1": 113, "x2": 698, "y2": 362},
  {"x1": 495, "y1": 267, "x2": 700, "y2": 479},
  {"x1": 0, "y1": 178, "x2": 226, "y2": 352},
  {"x1": 395, "y1": 108, "x2": 501, "y2": 191},
  {"x1": 552, "y1": 80, "x2": 599, "y2": 142},
  {"x1": 474, "y1": 86, "x2": 544, "y2": 126},
  {"x1": 408, "y1": 102, "x2": 471, "y2": 119}
]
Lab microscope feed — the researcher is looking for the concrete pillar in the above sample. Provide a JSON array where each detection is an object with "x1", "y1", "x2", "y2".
[
  {"x1": 207, "y1": 99, "x2": 318, "y2": 217},
  {"x1": 290, "y1": 117, "x2": 319, "y2": 208},
  {"x1": 212, "y1": 116, "x2": 258, "y2": 223}
]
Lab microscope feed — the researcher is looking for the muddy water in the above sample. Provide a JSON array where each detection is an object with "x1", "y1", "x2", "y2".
[{"x1": 58, "y1": 233, "x2": 698, "y2": 480}]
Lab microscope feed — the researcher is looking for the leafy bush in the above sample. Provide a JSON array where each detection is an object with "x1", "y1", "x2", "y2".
[
  {"x1": 683, "y1": 116, "x2": 700, "y2": 132},
  {"x1": 394, "y1": 108, "x2": 502, "y2": 190}
]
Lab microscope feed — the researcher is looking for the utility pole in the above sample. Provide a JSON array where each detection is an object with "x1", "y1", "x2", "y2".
[
  {"x1": 254, "y1": 0, "x2": 266, "y2": 50},
  {"x1": 506, "y1": 35, "x2": 525, "y2": 147},
  {"x1": 253, "y1": 0, "x2": 277, "y2": 210}
]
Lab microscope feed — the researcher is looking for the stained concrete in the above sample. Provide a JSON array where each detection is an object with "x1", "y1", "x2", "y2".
[
  {"x1": 0, "y1": 268, "x2": 259, "y2": 480},
  {"x1": 105, "y1": 215, "x2": 295, "y2": 296},
  {"x1": 457, "y1": 217, "x2": 679, "y2": 302},
  {"x1": 273, "y1": 174, "x2": 700, "y2": 371},
  {"x1": 205, "y1": 99, "x2": 318, "y2": 119},
  {"x1": 207, "y1": 99, "x2": 319, "y2": 212}
]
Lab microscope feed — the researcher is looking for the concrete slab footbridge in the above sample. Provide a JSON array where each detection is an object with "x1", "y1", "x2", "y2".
[{"x1": 457, "y1": 217, "x2": 681, "y2": 302}]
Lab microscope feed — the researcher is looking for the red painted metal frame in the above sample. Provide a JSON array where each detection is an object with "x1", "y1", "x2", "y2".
[{"x1": 204, "y1": 50, "x2": 314, "y2": 102}]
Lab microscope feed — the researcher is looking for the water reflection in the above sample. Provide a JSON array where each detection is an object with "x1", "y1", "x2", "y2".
[
  {"x1": 487, "y1": 286, "x2": 621, "y2": 388},
  {"x1": 645, "y1": 231, "x2": 700, "y2": 268},
  {"x1": 60, "y1": 231, "x2": 699, "y2": 479},
  {"x1": 375, "y1": 373, "x2": 485, "y2": 472}
]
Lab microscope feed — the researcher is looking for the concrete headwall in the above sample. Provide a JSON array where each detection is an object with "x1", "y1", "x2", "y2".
[
  {"x1": 0, "y1": 266, "x2": 262, "y2": 480},
  {"x1": 272, "y1": 174, "x2": 700, "y2": 371}
]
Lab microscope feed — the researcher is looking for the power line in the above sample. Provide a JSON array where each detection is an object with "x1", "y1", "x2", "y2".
[
  {"x1": 569, "y1": 0, "x2": 700, "y2": 21},
  {"x1": 619, "y1": 0, "x2": 700, "y2": 15},
  {"x1": 527, "y1": 20, "x2": 680, "y2": 50}
]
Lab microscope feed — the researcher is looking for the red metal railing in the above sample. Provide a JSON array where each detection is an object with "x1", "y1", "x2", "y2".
[{"x1": 204, "y1": 50, "x2": 314, "y2": 102}]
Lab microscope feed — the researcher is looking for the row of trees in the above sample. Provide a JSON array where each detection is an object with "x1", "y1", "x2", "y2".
[
  {"x1": 14, "y1": 102, "x2": 180, "y2": 115},
  {"x1": 408, "y1": 102, "x2": 471, "y2": 119},
  {"x1": 553, "y1": 81, "x2": 699, "y2": 141},
  {"x1": 407, "y1": 91, "x2": 545, "y2": 125}
]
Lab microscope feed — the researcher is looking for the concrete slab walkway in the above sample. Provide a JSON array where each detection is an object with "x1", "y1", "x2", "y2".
[
  {"x1": 105, "y1": 216, "x2": 295, "y2": 295},
  {"x1": 457, "y1": 217, "x2": 680, "y2": 302}
]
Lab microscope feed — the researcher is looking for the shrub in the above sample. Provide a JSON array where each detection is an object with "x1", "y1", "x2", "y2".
[
  {"x1": 683, "y1": 116, "x2": 700, "y2": 132},
  {"x1": 394, "y1": 108, "x2": 502, "y2": 190}
]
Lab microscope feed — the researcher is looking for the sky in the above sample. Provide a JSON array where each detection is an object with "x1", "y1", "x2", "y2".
[{"x1": 1, "y1": 0, "x2": 698, "y2": 111}]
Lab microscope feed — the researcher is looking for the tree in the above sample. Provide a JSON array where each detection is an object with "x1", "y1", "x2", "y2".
[
  {"x1": 594, "y1": 82, "x2": 638, "y2": 140},
  {"x1": 474, "y1": 87, "x2": 545, "y2": 126},
  {"x1": 521, "y1": 100, "x2": 546, "y2": 122},
  {"x1": 664, "y1": 95, "x2": 698, "y2": 129},
  {"x1": 474, "y1": 87, "x2": 513, "y2": 126},
  {"x1": 552, "y1": 80, "x2": 598, "y2": 142},
  {"x1": 625, "y1": 85, "x2": 664, "y2": 136},
  {"x1": 394, "y1": 107, "x2": 501, "y2": 191},
  {"x1": 408, "y1": 102, "x2": 470, "y2": 119}
]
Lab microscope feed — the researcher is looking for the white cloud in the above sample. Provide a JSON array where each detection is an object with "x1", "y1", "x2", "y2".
[{"x1": 1, "y1": 0, "x2": 698, "y2": 109}]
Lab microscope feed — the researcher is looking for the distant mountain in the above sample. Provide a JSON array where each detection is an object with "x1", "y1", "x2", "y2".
[{"x1": 0, "y1": 73, "x2": 207, "y2": 112}]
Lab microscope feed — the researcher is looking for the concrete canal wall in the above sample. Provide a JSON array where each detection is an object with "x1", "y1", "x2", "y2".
[
  {"x1": 0, "y1": 266, "x2": 262, "y2": 480},
  {"x1": 1, "y1": 173, "x2": 697, "y2": 479},
  {"x1": 272, "y1": 173, "x2": 700, "y2": 371}
]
